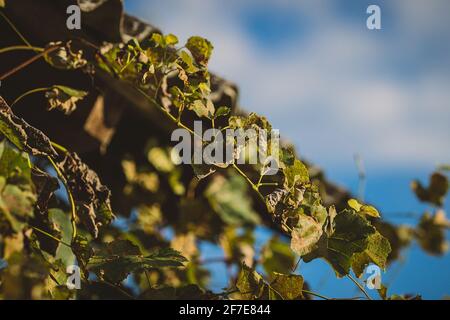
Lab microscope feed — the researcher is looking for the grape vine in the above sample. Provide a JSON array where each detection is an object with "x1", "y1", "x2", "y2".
[{"x1": 0, "y1": 2, "x2": 448, "y2": 300}]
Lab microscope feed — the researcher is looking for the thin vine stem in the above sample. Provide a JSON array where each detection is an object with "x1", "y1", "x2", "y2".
[
  {"x1": 0, "y1": 44, "x2": 60, "y2": 81},
  {"x1": 47, "y1": 156, "x2": 78, "y2": 243},
  {"x1": 144, "y1": 270, "x2": 152, "y2": 288},
  {"x1": 100, "y1": 279, "x2": 135, "y2": 300},
  {"x1": 232, "y1": 163, "x2": 265, "y2": 202},
  {"x1": 292, "y1": 257, "x2": 302, "y2": 273},
  {"x1": 258, "y1": 182, "x2": 278, "y2": 187},
  {"x1": 302, "y1": 289, "x2": 330, "y2": 300},
  {"x1": 347, "y1": 274, "x2": 372, "y2": 300},
  {"x1": 257, "y1": 173, "x2": 264, "y2": 186},
  {"x1": 51, "y1": 141, "x2": 69, "y2": 153},
  {"x1": 0, "y1": 11, "x2": 33, "y2": 48},
  {"x1": 119, "y1": 55, "x2": 137, "y2": 74},
  {"x1": 30, "y1": 225, "x2": 71, "y2": 248},
  {"x1": 136, "y1": 87, "x2": 200, "y2": 138},
  {"x1": 0, "y1": 45, "x2": 44, "y2": 55},
  {"x1": 10, "y1": 87, "x2": 49, "y2": 107}
]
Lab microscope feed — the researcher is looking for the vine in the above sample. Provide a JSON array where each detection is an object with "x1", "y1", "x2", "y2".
[{"x1": 0, "y1": 6, "x2": 448, "y2": 300}]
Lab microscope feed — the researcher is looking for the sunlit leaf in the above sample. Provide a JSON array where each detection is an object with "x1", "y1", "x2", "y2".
[
  {"x1": 348, "y1": 198, "x2": 380, "y2": 218},
  {"x1": 186, "y1": 36, "x2": 213, "y2": 66},
  {"x1": 236, "y1": 263, "x2": 267, "y2": 300},
  {"x1": 351, "y1": 232, "x2": 391, "y2": 277},
  {"x1": 269, "y1": 273, "x2": 304, "y2": 300},
  {"x1": 303, "y1": 210, "x2": 377, "y2": 276}
]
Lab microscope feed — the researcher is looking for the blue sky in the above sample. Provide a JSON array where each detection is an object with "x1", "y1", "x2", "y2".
[{"x1": 124, "y1": 0, "x2": 450, "y2": 299}]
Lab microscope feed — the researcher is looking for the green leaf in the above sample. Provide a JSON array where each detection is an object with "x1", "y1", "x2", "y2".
[
  {"x1": 214, "y1": 106, "x2": 231, "y2": 119},
  {"x1": 347, "y1": 199, "x2": 362, "y2": 211},
  {"x1": 347, "y1": 198, "x2": 380, "y2": 218},
  {"x1": 189, "y1": 99, "x2": 215, "y2": 119},
  {"x1": 179, "y1": 50, "x2": 199, "y2": 74},
  {"x1": 283, "y1": 159, "x2": 309, "y2": 188},
  {"x1": 236, "y1": 263, "x2": 267, "y2": 300},
  {"x1": 265, "y1": 159, "x2": 311, "y2": 218},
  {"x1": 0, "y1": 182, "x2": 36, "y2": 232},
  {"x1": 0, "y1": 140, "x2": 32, "y2": 182},
  {"x1": 89, "y1": 240, "x2": 187, "y2": 284},
  {"x1": 0, "y1": 96, "x2": 57, "y2": 157},
  {"x1": 186, "y1": 36, "x2": 213, "y2": 66},
  {"x1": 0, "y1": 141, "x2": 36, "y2": 234},
  {"x1": 164, "y1": 34, "x2": 179, "y2": 46},
  {"x1": 261, "y1": 236, "x2": 295, "y2": 276},
  {"x1": 147, "y1": 147, "x2": 174, "y2": 173},
  {"x1": 48, "y1": 209, "x2": 75, "y2": 264},
  {"x1": 72, "y1": 234, "x2": 93, "y2": 271},
  {"x1": 45, "y1": 85, "x2": 88, "y2": 115},
  {"x1": 279, "y1": 146, "x2": 295, "y2": 166},
  {"x1": 360, "y1": 205, "x2": 380, "y2": 218},
  {"x1": 269, "y1": 273, "x2": 304, "y2": 300},
  {"x1": 151, "y1": 33, "x2": 165, "y2": 47},
  {"x1": 351, "y1": 232, "x2": 391, "y2": 277},
  {"x1": 205, "y1": 173, "x2": 260, "y2": 226},
  {"x1": 303, "y1": 210, "x2": 377, "y2": 277}
]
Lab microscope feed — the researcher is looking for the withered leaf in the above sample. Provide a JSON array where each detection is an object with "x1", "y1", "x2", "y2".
[
  {"x1": 290, "y1": 213, "x2": 323, "y2": 257},
  {"x1": 411, "y1": 172, "x2": 448, "y2": 207},
  {"x1": 0, "y1": 96, "x2": 57, "y2": 157},
  {"x1": 57, "y1": 152, "x2": 113, "y2": 238},
  {"x1": 31, "y1": 168, "x2": 59, "y2": 216},
  {"x1": 44, "y1": 41, "x2": 88, "y2": 70},
  {"x1": 45, "y1": 86, "x2": 88, "y2": 115}
]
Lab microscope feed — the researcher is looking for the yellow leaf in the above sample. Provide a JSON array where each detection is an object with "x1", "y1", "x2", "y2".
[
  {"x1": 347, "y1": 198, "x2": 362, "y2": 211},
  {"x1": 361, "y1": 205, "x2": 381, "y2": 218}
]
